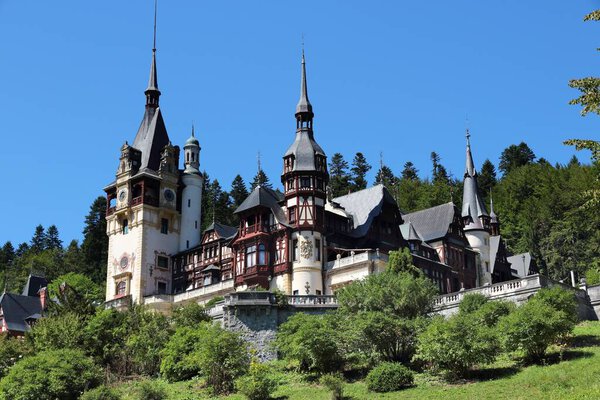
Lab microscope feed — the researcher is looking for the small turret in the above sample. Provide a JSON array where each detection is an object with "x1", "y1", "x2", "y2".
[
  {"x1": 183, "y1": 125, "x2": 201, "y2": 174},
  {"x1": 489, "y1": 194, "x2": 500, "y2": 236}
]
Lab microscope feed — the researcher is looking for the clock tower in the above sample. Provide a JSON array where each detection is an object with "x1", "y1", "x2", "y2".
[
  {"x1": 104, "y1": 44, "x2": 182, "y2": 305},
  {"x1": 281, "y1": 51, "x2": 328, "y2": 295}
]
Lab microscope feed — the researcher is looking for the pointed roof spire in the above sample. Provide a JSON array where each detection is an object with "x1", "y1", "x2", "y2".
[
  {"x1": 295, "y1": 46, "x2": 313, "y2": 116},
  {"x1": 461, "y1": 129, "x2": 489, "y2": 229},
  {"x1": 465, "y1": 128, "x2": 475, "y2": 177},
  {"x1": 490, "y1": 190, "x2": 498, "y2": 223},
  {"x1": 145, "y1": 0, "x2": 160, "y2": 103}
]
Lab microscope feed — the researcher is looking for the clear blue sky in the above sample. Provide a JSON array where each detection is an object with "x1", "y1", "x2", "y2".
[{"x1": 0, "y1": 0, "x2": 599, "y2": 246}]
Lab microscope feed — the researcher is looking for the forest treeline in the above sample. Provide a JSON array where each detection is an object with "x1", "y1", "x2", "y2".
[{"x1": 0, "y1": 140, "x2": 598, "y2": 290}]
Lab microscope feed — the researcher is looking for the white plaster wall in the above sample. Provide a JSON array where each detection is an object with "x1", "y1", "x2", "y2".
[
  {"x1": 106, "y1": 215, "x2": 143, "y2": 301},
  {"x1": 465, "y1": 230, "x2": 491, "y2": 286},
  {"x1": 291, "y1": 231, "x2": 323, "y2": 294},
  {"x1": 140, "y1": 218, "x2": 180, "y2": 302},
  {"x1": 180, "y1": 173, "x2": 203, "y2": 252}
]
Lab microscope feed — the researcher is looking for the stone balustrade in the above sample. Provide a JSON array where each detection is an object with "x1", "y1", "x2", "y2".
[{"x1": 326, "y1": 250, "x2": 389, "y2": 271}]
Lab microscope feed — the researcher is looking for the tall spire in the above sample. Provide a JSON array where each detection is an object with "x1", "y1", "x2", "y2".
[
  {"x1": 145, "y1": 0, "x2": 160, "y2": 107},
  {"x1": 465, "y1": 128, "x2": 475, "y2": 177},
  {"x1": 461, "y1": 129, "x2": 489, "y2": 230},
  {"x1": 295, "y1": 47, "x2": 313, "y2": 120}
]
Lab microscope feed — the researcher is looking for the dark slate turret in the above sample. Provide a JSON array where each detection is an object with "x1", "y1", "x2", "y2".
[
  {"x1": 132, "y1": 47, "x2": 170, "y2": 172},
  {"x1": 283, "y1": 50, "x2": 326, "y2": 172},
  {"x1": 461, "y1": 130, "x2": 489, "y2": 231}
]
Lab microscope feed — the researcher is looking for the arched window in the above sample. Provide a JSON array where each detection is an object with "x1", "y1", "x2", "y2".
[
  {"x1": 258, "y1": 244, "x2": 267, "y2": 265},
  {"x1": 116, "y1": 281, "x2": 126, "y2": 296}
]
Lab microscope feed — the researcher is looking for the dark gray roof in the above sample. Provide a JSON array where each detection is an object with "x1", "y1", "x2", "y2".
[
  {"x1": 132, "y1": 107, "x2": 170, "y2": 172},
  {"x1": 204, "y1": 222, "x2": 238, "y2": 239},
  {"x1": 489, "y1": 235, "x2": 501, "y2": 273},
  {"x1": 461, "y1": 135, "x2": 488, "y2": 230},
  {"x1": 234, "y1": 186, "x2": 289, "y2": 225},
  {"x1": 283, "y1": 131, "x2": 325, "y2": 172},
  {"x1": 400, "y1": 222, "x2": 422, "y2": 241},
  {"x1": 402, "y1": 202, "x2": 457, "y2": 242},
  {"x1": 507, "y1": 252, "x2": 531, "y2": 277},
  {"x1": 21, "y1": 274, "x2": 47, "y2": 297},
  {"x1": 333, "y1": 185, "x2": 397, "y2": 237},
  {"x1": 0, "y1": 293, "x2": 43, "y2": 333}
]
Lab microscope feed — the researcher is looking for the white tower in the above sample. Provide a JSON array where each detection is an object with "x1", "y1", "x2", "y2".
[
  {"x1": 281, "y1": 50, "x2": 328, "y2": 295},
  {"x1": 180, "y1": 127, "x2": 203, "y2": 251},
  {"x1": 461, "y1": 130, "x2": 492, "y2": 286},
  {"x1": 104, "y1": 25, "x2": 182, "y2": 306}
]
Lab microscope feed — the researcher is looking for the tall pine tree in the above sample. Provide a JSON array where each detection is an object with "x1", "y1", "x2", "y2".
[
  {"x1": 250, "y1": 169, "x2": 272, "y2": 191},
  {"x1": 401, "y1": 161, "x2": 419, "y2": 181},
  {"x1": 350, "y1": 152, "x2": 371, "y2": 192},
  {"x1": 328, "y1": 153, "x2": 351, "y2": 197},
  {"x1": 81, "y1": 196, "x2": 108, "y2": 284},
  {"x1": 45, "y1": 225, "x2": 63, "y2": 251},
  {"x1": 30, "y1": 225, "x2": 46, "y2": 254},
  {"x1": 478, "y1": 159, "x2": 497, "y2": 199},
  {"x1": 374, "y1": 165, "x2": 396, "y2": 188},
  {"x1": 230, "y1": 175, "x2": 249, "y2": 207}
]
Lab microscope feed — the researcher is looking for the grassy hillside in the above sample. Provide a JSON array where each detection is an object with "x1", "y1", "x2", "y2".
[{"x1": 114, "y1": 322, "x2": 600, "y2": 400}]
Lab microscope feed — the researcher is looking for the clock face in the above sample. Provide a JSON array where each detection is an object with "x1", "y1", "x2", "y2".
[
  {"x1": 120, "y1": 256, "x2": 128, "y2": 270},
  {"x1": 164, "y1": 189, "x2": 175, "y2": 202},
  {"x1": 118, "y1": 189, "x2": 127, "y2": 202}
]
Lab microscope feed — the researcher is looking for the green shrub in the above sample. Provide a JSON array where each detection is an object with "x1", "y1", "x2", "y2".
[
  {"x1": 204, "y1": 296, "x2": 224, "y2": 309},
  {"x1": 499, "y1": 297, "x2": 575, "y2": 362},
  {"x1": 236, "y1": 361, "x2": 278, "y2": 400},
  {"x1": 474, "y1": 300, "x2": 515, "y2": 327},
  {"x1": 535, "y1": 286, "x2": 579, "y2": 324},
  {"x1": 366, "y1": 362, "x2": 414, "y2": 392},
  {"x1": 134, "y1": 380, "x2": 168, "y2": 400},
  {"x1": 26, "y1": 312, "x2": 86, "y2": 352},
  {"x1": 349, "y1": 312, "x2": 426, "y2": 363},
  {"x1": 161, "y1": 322, "x2": 249, "y2": 394},
  {"x1": 80, "y1": 385, "x2": 120, "y2": 400},
  {"x1": 275, "y1": 313, "x2": 343, "y2": 373},
  {"x1": 171, "y1": 302, "x2": 211, "y2": 328},
  {"x1": 0, "y1": 349, "x2": 102, "y2": 400},
  {"x1": 0, "y1": 334, "x2": 32, "y2": 378},
  {"x1": 586, "y1": 268, "x2": 600, "y2": 286},
  {"x1": 458, "y1": 293, "x2": 488, "y2": 314},
  {"x1": 320, "y1": 373, "x2": 345, "y2": 400},
  {"x1": 415, "y1": 313, "x2": 499, "y2": 378}
]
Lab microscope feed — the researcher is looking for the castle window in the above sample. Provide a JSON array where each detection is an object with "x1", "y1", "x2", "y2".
[
  {"x1": 246, "y1": 245, "x2": 257, "y2": 268},
  {"x1": 293, "y1": 239, "x2": 299, "y2": 262},
  {"x1": 116, "y1": 281, "x2": 126, "y2": 296},
  {"x1": 258, "y1": 244, "x2": 267, "y2": 265},
  {"x1": 157, "y1": 256, "x2": 169, "y2": 269},
  {"x1": 316, "y1": 178, "x2": 323, "y2": 190},
  {"x1": 161, "y1": 218, "x2": 169, "y2": 234},
  {"x1": 122, "y1": 219, "x2": 129, "y2": 235},
  {"x1": 188, "y1": 199, "x2": 191, "y2": 208},
  {"x1": 315, "y1": 239, "x2": 321, "y2": 261},
  {"x1": 186, "y1": 240, "x2": 189, "y2": 249},
  {"x1": 288, "y1": 207, "x2": 297, "y2": 223},
  {"x1": 300, "y1": 177, "x2": 311, "y2": 188},
  {"x1": 157, "y1": 281, "x2": 167, "y2": 294},
  {"x1": 195, "y1": 220, "x2": 198, "y2": 229}
]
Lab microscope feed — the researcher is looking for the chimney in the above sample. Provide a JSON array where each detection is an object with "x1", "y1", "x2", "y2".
[{"x1": 38, "y1": 287, "x2": 48, "y2": 310}]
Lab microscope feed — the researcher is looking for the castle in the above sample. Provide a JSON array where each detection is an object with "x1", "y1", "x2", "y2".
[{"x1": 103, "y1": 39, "x2": 528, "y2": 312}]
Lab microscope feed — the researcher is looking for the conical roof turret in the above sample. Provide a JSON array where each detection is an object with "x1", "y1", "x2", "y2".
[{"x1": 461, "y1": 130, "x2": 489, "y2": 231}]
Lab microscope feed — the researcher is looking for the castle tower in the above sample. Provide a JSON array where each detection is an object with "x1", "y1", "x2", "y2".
[
  {"x1": 180, "y1": 126, "x2": 203, "y2": 251},
  {"x1": 281, "y1": 50, "x2": 329, "y2": 295},
  {"x1": 461, "y1": 130, "x2": 493, "y2": 286},
  {"x1": 104, "y1": 15, "x2": 182, "y2": 305}
]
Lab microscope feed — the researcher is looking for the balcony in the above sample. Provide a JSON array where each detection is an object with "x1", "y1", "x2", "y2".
[
  {"x1": 286, "y1": 295, "x2": 338, "y2": 307},
  {"x1": 326, "y1": 250, "x2": 389, "y2": 271},
  {"x1": 104, "y1": 295, "x2": 132, "y2": 310},
  {"x1": 239, "y1": 223, "x2": 285, "y2": 237}
]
